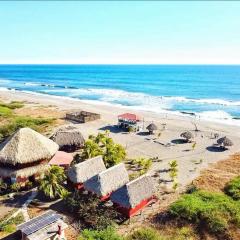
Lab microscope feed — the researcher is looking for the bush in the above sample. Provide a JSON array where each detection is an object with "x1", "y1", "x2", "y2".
[
  {"x1": 0, "y1": 106, "x2": 13, "y2": 117},
  {"x1": 225, "y1": 176, "x2": 240, "y2": 200},
  {"x1": 127, "y1": 227, "x2": 164, "y2": 240},
  {"x1": 64, "y1": 191, "x2": 120, "y2": 230},
  {"x1": 78, "y1": 227, "x2": 123, "y2": 240},
  {"x1": 0, "y1": 212, "x2": 24, "y2": 233},
  {"x1": 0, "y1": 101, "x2": 24, "y2": 109},
  {"x1": 0, "y1": 116, "x2": 54, "y2": 141},
  {"x1": 170, "y1": 190, "x2": 240, "y2": 233}
]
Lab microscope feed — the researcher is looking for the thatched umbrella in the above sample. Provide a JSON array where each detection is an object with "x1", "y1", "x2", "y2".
[
  {"x1": 180, "y1": 131, "x2": 194, "y2": 142},
  {"x1": 217, "y1": 136, "x2": 233, "y2": 149},
  {"x1": 84, "y1": 163, "x2": 129, "y2": 197},
  {"x1": 146, "y1": 123, "x2": 158, "y2": 134},
  {"x1": 0, "y1": 128, "x2": 59, "y2": 179},
  {"x1": 111, "y1": 175, "x2": 154, "y2": 215},
  {"x1": 50, "y1": 125, "x2": 85, "y2": 152}
]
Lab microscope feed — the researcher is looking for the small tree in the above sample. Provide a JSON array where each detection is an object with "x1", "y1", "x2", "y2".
[
  {"x1": 39, "y1": 166, "x2": 69, "y2": 199},
  {"x1": 82, "y1": 132, "x2": 126, "y2": 168},
  {"x1": 192, "y1": 142, "x2": 196, "y2": 151},
  {"x1": 169, "y1": 160, "x2": 178, "y2": 190}
]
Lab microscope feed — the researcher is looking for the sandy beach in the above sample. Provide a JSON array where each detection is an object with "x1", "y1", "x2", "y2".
[{"x1": 1, "y1": 89, "x2": 240, "y2": 192}]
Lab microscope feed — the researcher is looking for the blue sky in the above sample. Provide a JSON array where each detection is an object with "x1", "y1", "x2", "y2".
[{"x1": 0, "y1": 1, "x2": 240, "y2": 64}]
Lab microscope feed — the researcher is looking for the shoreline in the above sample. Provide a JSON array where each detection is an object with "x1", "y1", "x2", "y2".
[{"x1": 1, "y1": 88, "x2": 240, "y2": 130}]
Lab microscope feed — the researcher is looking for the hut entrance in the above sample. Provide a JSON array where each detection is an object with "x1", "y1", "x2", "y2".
[{"x1": 29, "y1": 175, "x2": 36, "y2": 183}]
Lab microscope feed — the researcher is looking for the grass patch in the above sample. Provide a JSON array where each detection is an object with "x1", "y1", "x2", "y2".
[
  {"x1": 0, "y1": 101, "x2": 24, "y2": 110},
  {"x1": 126, "y1": 227, "x2": 165, "y2": 240},
  {"x1": 0, "y1": 116, "x2": 54, "y2": 141},
  {"x1": 0, "y1": 212, "x2": 24, "y2": 234},
  {"x1": 78, "y1": 227, "x2": 123, "y2": 240},
  {"x1": 170, "y1": 190, "x2": 240, "y2": 234},
  {"x1": 0, "y1": 106, "x2": 13, "y2": 117},
  {"x1": 225, "y1": 176, "x2": 240, "y2": 200}
]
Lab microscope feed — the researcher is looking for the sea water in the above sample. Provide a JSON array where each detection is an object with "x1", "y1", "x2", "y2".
[{"x1": 0, "y1": 64, "x2": 240, "y2": 125}]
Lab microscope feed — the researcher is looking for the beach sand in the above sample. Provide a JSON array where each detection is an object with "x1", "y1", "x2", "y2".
[{"x1": 1, "y1": 90, "x2": 240, "y2": 192}]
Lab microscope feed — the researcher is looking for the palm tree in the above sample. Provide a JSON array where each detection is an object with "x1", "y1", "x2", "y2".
[{"x1": 39, "y1": 166, "x2": 68, "y2": 199}]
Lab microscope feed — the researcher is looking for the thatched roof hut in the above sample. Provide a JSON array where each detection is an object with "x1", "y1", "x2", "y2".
[
  {"x1": 67, "y1": 156, "x2": 106, "y2": 184},
  {"x1": 217, "y1": 136, "x2": 233, "y2": 148},
  {"x1": 180, "y1": 131, "x2": 194, "y2": 142},
  {"x1": 84, "y1": 163, "x2": 129, "y2": 197},
  {"x1": 50, "y1": 125, "x2": 85, "y2": 152},
  {"x1": 0, "y1": 128, "x2": 59, "y2": 165},
  {"x1": 146, "y1": 123, "x2": 158, "y2": 134},
  {"x1": 0, "y1": 128, "x2": 58, "y2": 180},
  {"x1": 111, "y1": 175, "x2": 154, "y2": 210}
]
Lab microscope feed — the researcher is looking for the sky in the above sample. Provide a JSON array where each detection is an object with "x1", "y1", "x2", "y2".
[{"x1": 0, "y1": 1, "x2": 240, "y2": 64}]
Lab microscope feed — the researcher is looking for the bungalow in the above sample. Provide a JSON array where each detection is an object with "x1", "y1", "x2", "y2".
[
  {"x1": 0, "y1": 128, "x2": 59, "y2": 185},
  {"x1": 83, "y1": 163, "x2": 129, "y2": 201},
  {"x1": 110, "y1": 175, "x2": 156, "y2": 217},
  {"x1": 67, "y1": 155, "x2": 106, "y2": 189},
  {"x1": 50, "y1": 125, "x2": 85, "y2": 152}
]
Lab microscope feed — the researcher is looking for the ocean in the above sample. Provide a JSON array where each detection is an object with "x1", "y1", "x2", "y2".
[{"x1": 0, "y1": 64, "x2": 240, "y2": 125}]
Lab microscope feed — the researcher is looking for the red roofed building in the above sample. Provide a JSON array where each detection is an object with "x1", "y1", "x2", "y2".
[
  {"x1": 118, "y1": 113, "x2": 141, "y2": 132},
  {"x1": 49, "y1": 151, "x2": 73, "y2": 168}
]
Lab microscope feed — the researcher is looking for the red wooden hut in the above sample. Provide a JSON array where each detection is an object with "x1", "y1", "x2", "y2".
[{"x1": 110, "y1": 175, "x2": 156, "y2": 217}]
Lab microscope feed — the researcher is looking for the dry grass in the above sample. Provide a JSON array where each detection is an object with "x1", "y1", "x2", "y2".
[{"x1": 193, "y1": 153, "x2": 240, "y2": 192}]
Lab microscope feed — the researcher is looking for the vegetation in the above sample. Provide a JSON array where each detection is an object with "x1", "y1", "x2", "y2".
[
  {"x1": 64, "y1": 191, "x2": 121, "y2": 230},
  {"x1": 168, "y1": 160, "x2": 178, "y2": 190},
  {"x1": 170, "y1": 190, "x2": 240, "y2": 234},
  {"x1": 78, "y1": 227, "x2": 123, "y2": 240},
  {"x1": 126, "y1": 227, "x2": 164, "y2": 240},
  {"x1": 0, "y1": 212, "x2": 24, "y2": 234},
  {"x1": 225, "y1": 176, "x2": 240, "y2": 200},
  {"x1": 39, "y1": 166, "x2": 69, "y2": 199},
  {"x1": 0, "y1": 101, "x2": 24, "y2": 110},
  {"x1": 82, "y1": 132, "x2": 126, "y2": 167}
]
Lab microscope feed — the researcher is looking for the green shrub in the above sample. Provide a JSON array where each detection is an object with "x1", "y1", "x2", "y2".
[
  {"x1": 225, "y1": 176, "x2": 240, "y2": 200},
  {"x1": 0, "y1": 106, "x2": 13, "y2": 117},
  {"x1": 78, "y1": 227, "x2": 123, "y2": 240},
  {"x1": 0, "y1": 116, "x2": 54, "y2": 140},
  {"x1": 0, "y1": 101, "x2": 24, "y2": 109},
  {"x1": 170, "y1": 190, "x2": 240, "y2": 233},
  {"x1": 0, "y1": 212, "x2": 24, "y2": 233},
  {"x1": 127, "y1": 227, "x2": 164, "y2": 240}
]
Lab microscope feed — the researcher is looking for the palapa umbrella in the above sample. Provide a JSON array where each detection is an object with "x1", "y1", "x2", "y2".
[
  {"x1": 146, "y1": 123, "x2": 158, "y2": 134},
  {"x1": 217, "y1": 136, "x2": 233, "y2": 149},
  {"x1": 180, "y1": 131, "x2": 194, "y2": 142}
]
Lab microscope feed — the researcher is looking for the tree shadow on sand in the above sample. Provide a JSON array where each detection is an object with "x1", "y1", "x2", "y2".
[
  {"x1": 98, "y1": 125, "x2": 123, "y2": 133},
  {"x1": 171, "y1": 139, "x2": 187, "y2": 144}
]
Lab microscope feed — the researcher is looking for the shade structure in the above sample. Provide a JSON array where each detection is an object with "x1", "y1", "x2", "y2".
[
  {"x1": 111, "y1": 175, "x2": 155, "y2": 217},
  {"x1": 0, "y1": 128, "x2": 59, "y2": 165},
  {"x1": 50, "y1": 125, "x2": 85, "y2": 152},
  {"x1": 217, "y1": 136, "x2": 233, "y2": 147},
  {"x1": 67, "y1": 155, "x2": 106, "y2": 185},
  {"x1": 180, "y1": 131, "x2": 194, "y2": 141},
  {"x1": 84, "y1": 163, "x2": 129, "y2": 198},
  {"x1": 146, "y1": 123, "x2": 158, "y2": 134},
  {"x1": 118, "y1": 113, "x2": 140, "y2": 122},
  {"x1": 48, "y1": 151, "x2": 73, "y2": 167}
]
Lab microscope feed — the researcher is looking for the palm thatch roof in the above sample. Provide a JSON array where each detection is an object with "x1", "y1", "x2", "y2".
[
  {"x1": 217, "y1": 136, "x2": 233, "y2": 147},
  {"x1": 0, "y1": 128, "x2": 59, "y2": 165},
  {"x1": 84, "y1": 163, "x2": 129, "y2": 196},
  {"x1": 146, "y1": 123, "x2": 158, "y2": 131},
  {"x1": 67, "y1": 156, "x2": 106, "y2": 184},
  {"x1": 50, "y1": 125, "x2": 85, "y2": 151},
  {"x1": 180, "y1": 131, "x2": 194, "y2": 141},
  {"x1": 0, "y1": 163, "x2": 49, "y2": 178},
  {"x1": 110, "y1": 175, "x2": 154, "y2": 208}
]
